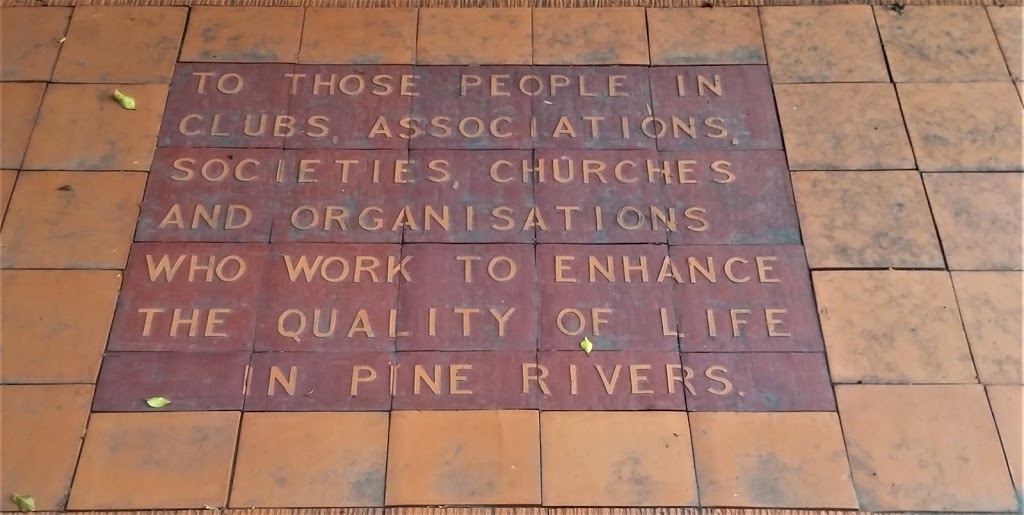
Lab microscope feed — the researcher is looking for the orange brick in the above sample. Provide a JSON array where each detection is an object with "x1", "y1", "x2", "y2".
[
  {"x1": 988, "y1": 6, "x2": 1023, "y2": 80},
  {"x1": 0, "y1": 170, "x2": 15, "y2": 227},
  {"x1": 647, "y1": 8, "x2": 764, "y2": 65},
  {"x1": 181, "y1": 7, "x2": 303, "y2": 63},
  {"x1": 925, "y1": 173, "x2": 1024, "y2": 270},
  {"x1": 761, "y1": 6, "x2": 888, "y2": 82},
  {"x1": 0, "y1": 7, "x2": 72, "y2": 81},
  {"x1": 300, "y1": 8, "x2": 416, "y2": 64},
  {"x1": 417, "y1": 9, "x2": 531, "y2": 65},
  {"x1": 0, "y1": 82, "x2": 45, "y2": 169},
  {"x1": 533, "y1": 8, "x2": 648, "y2": 65},
  {"x1": 988, "y1": 385, "x2": 1023, "y2": 497},
  {"x1": 953, "y1": 272, "x2": 1023, "y2": 384}
]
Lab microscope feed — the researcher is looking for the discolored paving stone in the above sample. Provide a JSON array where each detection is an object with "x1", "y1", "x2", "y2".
[
  {"x1": 671, "y1": 245, "x2": 823, "y2": 353},
  {"x1": 690, "y1": 412, "x2": 858, "y2": 508},
  {"x1": 814, "y1": 271, "x2": 976, "y2": 384},
  {"x1": 0, "y1": 82, "x2": 45, "y2": 169},
  {"x1": 0, "y1": 170, "x2": 16, "y2": 226},
  {"x1": 899, "y1": 83, "x2": 1024, "y2": 172},
  {"x1": 537, "y1": 244, "x2": 678, "y2": 352},
  {"x1": 775, "y1": 83, "x2": 914, "y2": 171},
  {"x1": 650, "y1": 66, "x2": 782, "y2": 151},
  {"x1": 93, "y1": 352, "x2": 249, "y2": 412},
  {"x1": 540, "y1": 411, "x2": 697, "y2": 506},
  {"x1": 836, "y1": 384, "x2": 1017, "y2": 512},
  {"x1": 299, "y1": 8, "x2": 416, "y2": 65},
  {"x1": 230, "y1": 412, "x2": 389, "y2": 507},
  {"x1": 533, "y1": 8, "x2": 648, "y2": 65},
  {"x1": 417, "y1": 9, "x2": 532, "y2": 65},
  {"x1": 0, "y1": 171, "x2": 146, "y2": 269},
  {"x1": 108, "y1": 242, "x2": 268, "y2": 352},
  {"x1": 875, "y1": 6, "x2": 1009, "y2": 82},
  {"x1": 180, "y1": 7, "x2": 304, "y2": 63},
  {"x1": 647, "y1": 8, "x2": 765, "y2": 65},
  {"x1": 244, "y1": 352, "x2": 393, "y2": 411},
  {"x1": 0, "y1": 7, "x2": 71, "y2": 81},
  {"x1": 385, "y1": 410, "x2": 541, "y2": 505},
  {"x1": 1, "y1": 270, "x2": 121, "y2": 383},
  {"x1": 952, "y1": 272, "x2": 1023, "y2": 384},
  {"x1": 536, "y1": 351, "x2": 687, "y2": 411},
  {"x1": 792, "y1": 171, "x2": 943, "y2": 268},
  {"x1": 987, "y1": 385, "x2": 1023, "y2": 497},
  {"x1": 22, "y1": 84, "x2": 167, "y2": 171},
  {"x1": 52, "y1": 7, "x2": 186, "y2": 83},
  {"x1": 397, "y1": 244, "x2": 536, "y2": 351},
  {"x1": 68, "y1": 412, "x2": 240, "y2": 510},
  {"x1": 0, "y1": 385, "x2": 93, "y2": 511},
  {"x1": 988, "y1": 6, "x2": 1023, "y2": 80},
  {"x1": 760, "y1": 6, "x2": 889, "y2": 83},
  {"x1": 681, "y1": 352, "x2": 835, "y2": 411},
  {"x1": 924, "y1": 173, "x2": 1024, "y2": 270},
  {"x1": 393, "y1": 351, "x2": 538, "y2": 410}
]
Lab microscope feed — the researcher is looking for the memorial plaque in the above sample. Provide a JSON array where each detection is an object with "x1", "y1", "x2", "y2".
[
  {"x1": 244, "y1": 352, "x2": 393, "y2": 411},
  {"x1": 537, "y1": 351, "x2": 687, "y2": 411},
  {"x1": 680, "y1": 352, "x2": 835, "y2": 411},
  {"x1": 93, "y1": 352, "x2": 249, "y2": 411},
  {"x1": 392, "y1": 351, "x2": 538, "y2": 410}
]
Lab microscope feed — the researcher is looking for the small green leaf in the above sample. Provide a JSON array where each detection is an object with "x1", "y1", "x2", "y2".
[
  {"x1": 12, "y1": 494, "x2": 35, "y2": 512},
  {"x1": 113, "y1": 89, "x2": 136, "y2": 110},
  {"x1": 145, "y1": 396, "x2": 171, "y2": 408},
  {"x1": 580, "y1": 337, "x2": 594, "y2": 355}
]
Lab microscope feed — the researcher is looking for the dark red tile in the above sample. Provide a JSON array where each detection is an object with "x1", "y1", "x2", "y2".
[
  {"x1": 244, "y1": 352, "x2": 393, "y2": 411},
  {"x1": 108, "y1": 243, "x2": 267, "y2": 352},
  {"x1": 392, "y1": 351, "x2": 538, "y2": 410},
  {"x1": 396, "y1": 244, "x2": 536, "y2": 351},
  {"x1": 650, "y1": 66, "x2": 782, "y2": 151},
  {"x1": 532, "y1": 67, "x2": 654, "y2": 150},
  {"x1": 537, "y1": 351, "x2": 687, "y2": 410},
  {"x1": 93, "y1": 352, "x2": 249, "y2": 411},
  {"x1": 409, "y1": 66, "x2": 533, "y2": 149},
  {"x1": 159, "y1": 63, "x2": 294, "y2": 148},
  {"x1": 533, "y1": 148, "x2": 668, "y2": 244},
  {"x1": 136, "y1": 148, "x2": 283, "y2": 242},
  {"x1": 660, "y1": 150, "x2": 800, "y2": 245},
  {"x1": 254, "y1": 243, "x2": 402, "y2": 352},
  {"x1": 270, "y1": 150, "x2": 408, "y2": 243},
  {"x1": 537, "y1": 244, "x2": 679, "y2": 351},
  {"x1": 284, "y1": 65, "x2": 413, "y2": 150},
  {"x1": 681, "y1": 352, "x2": 835, "y2": 411},
  {"x1": 403, "y1": 149, "x2": 534, "y2": 243},
  {"x1": 670, "y1": 245, "x2": 823, "y2": 352}
]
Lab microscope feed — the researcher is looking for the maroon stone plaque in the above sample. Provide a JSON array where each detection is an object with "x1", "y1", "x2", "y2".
[
  {"x1": 681, "y1": 352, "x2": 835, "y2": 411},
  {"x1": 392, "y1": 351, "x2": 538, "y2": 410},
  {"x1": 93, "y1": 352, "x2": 249, "y2": 411},
  {"x1": 244, "y1": 352, "x2": 393, "y2": 411},
  {"x1": 537, "y1": 351, "x2": 687, "y2": 411}
]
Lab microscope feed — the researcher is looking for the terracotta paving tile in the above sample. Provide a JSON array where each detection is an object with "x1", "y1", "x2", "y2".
[
  {"x1": 792, "y1": 171, "x2": 943, "y2": 268},
  {"x1": 0, "y1": 7, "x2": 71, "y2": 81},
  {"x1": 899, "y1": 83, "x2": 1024, "y2": 172},
  {"x1": 385, "y1": 410, "x2": 540, "y2": 505},
  {"x1": 875, "y1": 6, "x2": 1009, "y2": 82},
  {"x1": 760, "y1": 6, "x2": 889, "y2": 83},
  {"x1": 536, "y1": 351, "x2": 687, "y2": 411},
  {"x1": 0, "y1": 82, "x2": 45, "y2": 169},
  {"x1": 22, "y1": 84, "x2": 167, "y2": 171},
  {"x1": 180, "y1": 7, "x2": 304, "y2": 63},
  {"x1": 393, "y1": 351, "x2": 538, "y2": 410},
  {"x1": 231, "y1": 412, "x2": 389, "y2": 507},
  {"x1": 158, "y1": 63, "x2": 293, "y2": 149},
  {"x1": 52, "y1": 7, "x2": 186, "y2": 83},
  {"x1": 254, "y1": 243, "x2": 401, "y2": 352},
  {"x1": 299, "y1": 8, "x2": 416, "y2": 65},
  {"x1": 988, "y1": 385, "x2": 1023, "y2": 497},
  {"x1": 540, "y1": 411, "x2": 697, "y2": 506},
  {"x1": 836, "y1": 384, "x2": 1017, "y2": 511},
  {"x1": 397, "y1": 244, "x2": 536, "y2": 351},
  {"x1": 988, "y1": 7, "x2": 1023, "y2": 80},
  {"x1": 68, "y1": 412, "x2": 240, "y2": 510},
  {"x1": 0, "y1": 170, "x2": 16, "y2": 226},
  {"x1": 924, "y1": 173, "x2": 1024, "y2": 270},
  {"x1": 244, "y1": 352, "x2": 393, "y2": 411},
  {"x1": 647, "y1": 8, "x2": 765, "y2": 66},
  {"x1": 690, "y1": 412, "x2": 858, "y2": 508},
  {"x1": 533, "y1": 8, "x2": 649, "y2": 65},
  {"x1": 93, "y1": 352, "x2": 249, "y2": 412},
  {"x1": 681, "y1": 352, "x2": 835, "y2": 411},
  {"x1": 814, "y1": 271, "x2": 975, "y2": 384},
  {"x1": 775, "y1": 83, "x2": 914, "y2": 171},
  {"x1": 1, "y1": 270, "x2": 120, "y2": 383},
  {"x1": 0, "y1": 385, "x2": 93, "y2": 511},
  {"x1": 537, "y1": 244, "x2": 678, "y2": 351},
  {"x1": 417, "y1": 9, "x2": 531, "y2": 65},
  {"x1": 650, "y1": 66, "x2": 781, "y2": 151},
  {"x1": 108, "y1": 242, "x2": 268, "y2": 352},
  {"x1": 671, "y1": 245, "x2": 823, "y2": 353},
  {"x1": 0, "y1": 171, "x2": 146, "y2": 269},
  {"x1": 953, "y1": 272, "x2": 1023, "y2": 384}
]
